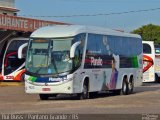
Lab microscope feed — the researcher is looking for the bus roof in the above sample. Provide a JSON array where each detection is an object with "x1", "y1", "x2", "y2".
[{"x1": 31, "y1": 25, "x2": 141, "y2": 38}]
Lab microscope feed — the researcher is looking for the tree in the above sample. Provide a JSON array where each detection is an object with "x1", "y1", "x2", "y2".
[{"x1": 131, "y1": 24, "x2": 160, "y2": 44}]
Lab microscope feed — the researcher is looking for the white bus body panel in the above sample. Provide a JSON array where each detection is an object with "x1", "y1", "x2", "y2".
[
  {"x1": 155, "y1": 56, "x2": 160, "y2": 77},
  {"x1": 25, "y1": 55, "x2": 143, "y2": 94},
  {"x1": 155, "y1": 45, "x2": 160, "y2": 78},
  {"x1": 142, "y1": 41, "x2": 155, "y2": 82},
  {"x1": 25, "y1": 68, "x2": 142, "y2": 94}
]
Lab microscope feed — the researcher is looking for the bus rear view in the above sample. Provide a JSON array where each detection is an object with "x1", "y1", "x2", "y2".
[{"x1": 142, "y1": 41, "x2": 155, "y2": 82}]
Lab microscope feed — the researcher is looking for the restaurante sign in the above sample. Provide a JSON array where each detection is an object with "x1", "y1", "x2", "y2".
[{"x1": 0, "y1": 14, "x2": 66, "y2": 32}]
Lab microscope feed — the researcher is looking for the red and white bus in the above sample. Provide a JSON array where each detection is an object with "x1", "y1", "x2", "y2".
[
  {"x1": 154, "y1": 44, "x2": 160, "y2": 82},
  {"x1": 0, "y1": 37, "x2": 28, "y2": 81},
  {"x1": 142, "y1": 41, "x2": 156, "y2": 82}
]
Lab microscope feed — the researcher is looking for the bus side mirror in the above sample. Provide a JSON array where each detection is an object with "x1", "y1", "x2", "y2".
[
  {"x1": 18, "y1": 43, "x2": 28, "y2": 59},
  {"x1": 70, "y1": 41, "x2": 81, "y2": 58}
]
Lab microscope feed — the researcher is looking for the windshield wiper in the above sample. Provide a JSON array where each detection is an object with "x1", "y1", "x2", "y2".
[{"x1": 57, "y1": 69, "x2": 72, "y2": 75}]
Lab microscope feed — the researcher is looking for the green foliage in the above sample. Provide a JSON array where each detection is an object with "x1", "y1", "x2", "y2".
[{"x1": 131, "y1": 24, "x2": 160, "y2": 44}]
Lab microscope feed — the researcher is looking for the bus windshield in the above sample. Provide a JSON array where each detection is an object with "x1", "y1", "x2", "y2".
[{"x1": 26, "y1": 37, "x2": 74, "y2": 76}]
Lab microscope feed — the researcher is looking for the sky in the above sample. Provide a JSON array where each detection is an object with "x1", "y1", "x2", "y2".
[{"x1": 15, "y1": 0, "x2": 160, "y2": 32}]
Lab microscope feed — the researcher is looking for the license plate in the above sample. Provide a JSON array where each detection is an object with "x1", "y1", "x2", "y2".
[{"x1": 42, "y1": 88, "x2": 51, "y2": 91}]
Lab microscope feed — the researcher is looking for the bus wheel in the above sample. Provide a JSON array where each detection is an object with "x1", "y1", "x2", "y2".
[
  {"x1": 129, "y1": 77, "x2": 134, "y2": 94},
  {"x1": 89, "y1": 92, "x2": 98, "y2": 99},
  {"x1": 113, "y1": 89, "x2": 122, "y2": 95},
  {"x1": 51, "y1": 94, "x2": 57, "y2": 98},
  {"x1": 155, "y1": 74, "x2": 160, "y2": 83},
  {"x1": 78, "y1": 82, "x2": 89, "y2": 100},
  {"x1": 39, "y1": 94, "x2": 49, "y2": 100},
  {"x1": 121, "y1": 77, "x2": 129, "y2": 95}
]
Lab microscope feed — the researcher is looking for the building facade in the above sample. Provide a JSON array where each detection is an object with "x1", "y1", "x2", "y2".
[{"x1": 0, "y1": 0, "x2": 19, "y2": 16}]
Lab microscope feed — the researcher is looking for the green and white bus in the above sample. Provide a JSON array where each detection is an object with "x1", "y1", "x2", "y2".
[{"x1": 18, "y1": 25, "x2": 143, "y2": 100}]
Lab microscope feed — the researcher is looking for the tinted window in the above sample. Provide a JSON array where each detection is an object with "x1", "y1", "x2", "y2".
[
  {"x1": 73, "y1": 34, "x2": 85, "y2": 69},
  {"x1": 85, "y1": 34, "x2": 112, "y2": 69},
  {"x1": 107, "y1": 36, "x2": 142, "y2": 56},
  {"x1": 143, "y1": 43, "x2": 151, "y2": 54},
  {"x1": 155, "y1": 45, "x2": 160, "y2": 54},
  {"x1": 8, "y1": 40, "x2": 27, "y2": 51},
  {"x1": 86, "y1": 34, "x2": 110, "y2": 56},
  {"x1": 4, "y1": 40, "x2": 28, "y2": 75},
  {"x1": 107, "y1": 35, "x2": 142, "y2": 68}
]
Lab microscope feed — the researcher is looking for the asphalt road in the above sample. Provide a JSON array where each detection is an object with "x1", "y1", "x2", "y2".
[{"x1": 0, "y1": 82, "x2": 160, "y2": 115}]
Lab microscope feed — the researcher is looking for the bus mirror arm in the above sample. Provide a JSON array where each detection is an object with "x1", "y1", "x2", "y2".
[
  {"x1": 18, "y1": 43, "x2": 28, "y2": 59},
  {"x1": 70, "y1": 41, "x2": 81, "y2": 58}
]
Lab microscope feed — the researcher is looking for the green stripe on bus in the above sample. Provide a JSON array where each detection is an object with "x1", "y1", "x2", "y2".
[
  {"x1": 28, "y1": 76, "x2": 37, "y2": 82},
  {"x1": 132, "y1": 56, "x2": 139, "y2": 68}
]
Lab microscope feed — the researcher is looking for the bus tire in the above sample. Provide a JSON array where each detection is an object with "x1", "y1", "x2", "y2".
[
  {"x1": 78, "y1": 81, "x2": 89, "y2": 100},
  {"x1": 39, "y1": 94, "x2": 49, "y2": 100},
  {"x1": 113, "y1": 89, "x2": 121, "y2": 95},
  {"x1": 121, "y1": 77, "x2": 129, "y2": 95},
  {"x1": 155, "y1": 74, "x2": 160, "y2": 83},
  {"x1": 51, "y1": 94, "x2": 57, "y2": 97},
  {"x1": 129, "y1": 76, "x2": 134, "y2": 94},
  {"x1": 89, "y1": 92, "x2": 98, "y2": 99}
]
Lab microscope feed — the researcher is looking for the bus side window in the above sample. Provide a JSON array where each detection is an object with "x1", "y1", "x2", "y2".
[
  {"x1": 73, "y1": 33, "x2": 85, "y2": 68},
  {"x1": 74, "y1": 43, "x2": 83, "y2": 68},
  {"x1": 143, "y1": 43, "x2": 151, "y2": 54}
]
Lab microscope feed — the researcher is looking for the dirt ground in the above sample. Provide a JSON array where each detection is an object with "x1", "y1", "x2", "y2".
[{"x1": 0, "y1": 82, "x2": 160, "y2": 115}]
